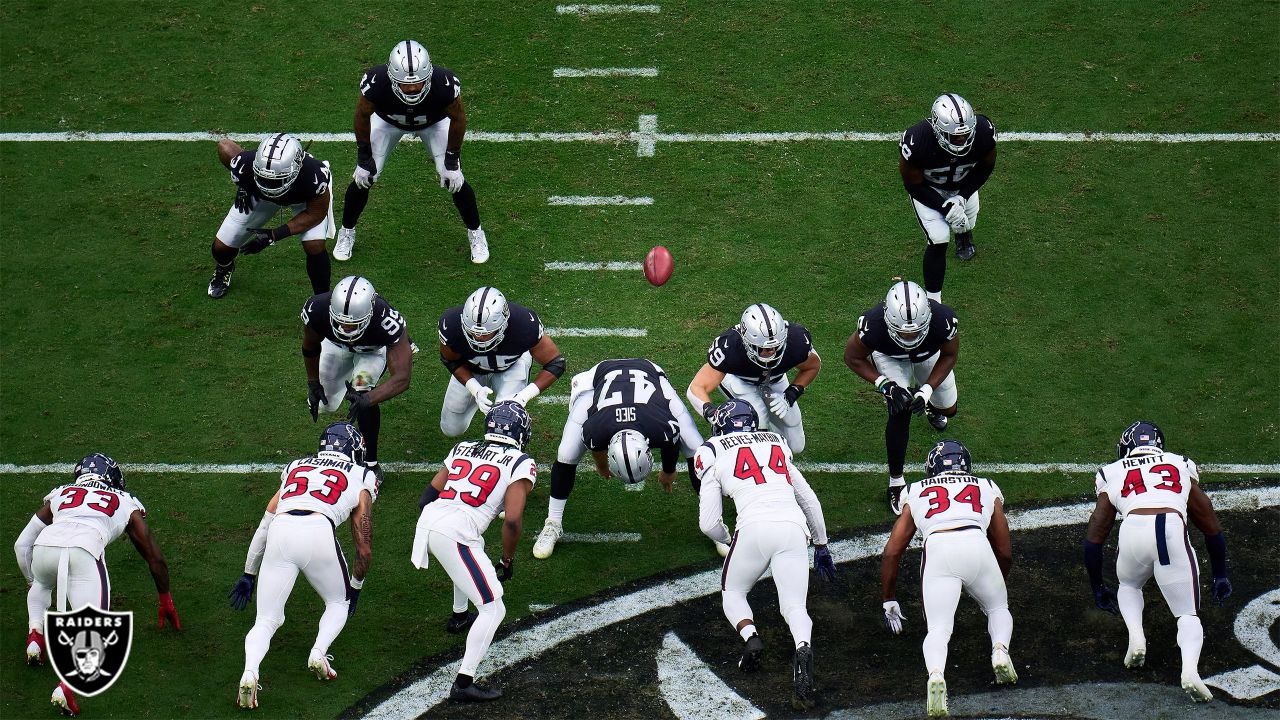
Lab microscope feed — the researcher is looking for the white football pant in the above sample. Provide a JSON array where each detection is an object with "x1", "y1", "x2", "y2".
[
  {"x1": 418, "y1": 530, "x2": 506, "y2": 677},
  {"x1": 368, "y1": 114, "x2": 451, "y2": 181},
  {"x1": 440, "y1": 353, "x2": 532, "y2": 437},
  {"x1": 720, "y1": 374, "x2": 806, "y2": 453},
  {"x1": 721, "y1": 521, "x2": 812, "y2": 647},
  {"x1": 27, "y1": 546, "x2": 111, "y2": 632},
  {"x1": 872, "y1": 350, "x2": 957, "y2": 410},
  {"x1": 912, "y1": 190, "x2": 980, "y2": 245},
  {"x1": 920, "y1": 528, "x2": 1013, "y2": 677},
  {"x1": 317, "y1": 339, "x2": 388, "y2": 413},
  {"x1": 1115, "y1": 513, "x2": 1204, "y2": 673},
  {"x1": 216, "y1": 162, "x2": 336, "y2": 249}
]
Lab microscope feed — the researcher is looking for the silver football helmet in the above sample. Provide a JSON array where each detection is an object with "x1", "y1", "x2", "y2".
[
  {"x1": 329, "y1": 276, "x2": 378, "y2": 343},
  {"x1": 737, "y1": 303, "x2": 788, "y2": 370},
  {"x1": 252, "y1": 132, "x2": 305, "y2": 198},
  {"x1": 929, "y1": 93, "x2": 977, "y2": 155},
  {"x1": 387, "y1": 40, "x2": 432, "y2": 105},
  {"x1": 608, "y1": 429, "x2": 653, "y2": 486},
  {"x1": 461, "y1": 286, "x2": 510, "y2": 352},
  {"x1": 883, "y1": 279, "x2": 932, "y2": 350}
]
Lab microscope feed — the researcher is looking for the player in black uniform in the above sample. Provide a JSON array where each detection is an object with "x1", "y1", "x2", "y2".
[
  {"x1": 900, "y1": 93, "x2": 997, "y2": 299},
  {"x1": 209, "y1": 133, "x2": 334, "y2": 298},
  {"x1": 844, "y1": 279, "x2": 960, "y2": 513},
  {"x1": 438, "y1": 286, "x2": 565, "y2": 437},
  {"x1": 302, "y1": 276, "x2": 413, "y2": 480},
  {"x1": 687, "y1": 303, "x2": 821, "y2": 454},
  {"x1": 336, "y1": 39, "x2": 489, "y2": 264},
  {"x1": 531, "y1": 357, "x2": 705, "y2": 559}
]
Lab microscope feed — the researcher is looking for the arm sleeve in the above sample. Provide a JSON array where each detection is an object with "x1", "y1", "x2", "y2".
[
  {"x1": 905, "y1": 180, "x2": 947, "y2": 211},
  {"x1": 955, "y1": 160, "x2": 994, "y2": 199},
  {"x1": 14, "y1": 515, "x2": 47, "y2": 583},
  {"x1": 661, "y1": 375, "x2": 705, "y2": 456},
  {"x1": 244, "y1": 511, "x2": 276, "y2": 575},
  {"x1": 660, "y1": 444, "x2": 678, "y2": 474},
  {"x1": 790, "y1": 466, "x2": 829, "y2": 545},
  {"x1": 697, "y1": 473, "x2": 731, "y2": 544}
]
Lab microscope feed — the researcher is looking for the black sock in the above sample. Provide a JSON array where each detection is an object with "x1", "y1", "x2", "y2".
[
  {"x1": 886, "y1": 410, "x2": 912, "y2": 477},
  {"x1": 687, "y1": 457, "x2": 701, "y2": 494},
  {"x1": 305, "y1": 251, "x2": 331, "y2": 295},
  {"x1": 342, "y1": 182, "x2": 370, "y2": 229},
  {"x1": 550, "y1": 461, "x2": 576, "y2": 500},
  {"x1": 356, "y1": 403, "x2": 381, "y2": 463},
  {"x1": 923, "y1": 242, "x2": 947, "y2": 294},
  {"x1": 452, "y1": 181, "x2": 481, "y2": 230},
  {"x1": 455, "y1": 673, "x2": 473, "y2": 688},
  {"x1": 956, "y1": 231, "x2": 973, "y2": 247},
  {"x1": 211, "y1": 242, "x2": 237, "y2": 267}
]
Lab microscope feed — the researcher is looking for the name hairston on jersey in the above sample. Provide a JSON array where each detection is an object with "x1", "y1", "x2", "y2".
[{"x1": 917, "y1": 474, "x2": 985, "y2": 486}]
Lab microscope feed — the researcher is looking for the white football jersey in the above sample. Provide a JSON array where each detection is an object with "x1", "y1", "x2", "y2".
[
  {"x1": 1095, "y1": 450, "x2": 1197, "y2": 517},
  {"x1": 37, "y1": 480, "x2": 145, "y2": 559},
  {"x1": 694, "y1": 431, "x2": 808, "y2": 534},
  {"x1": 904, "y1": 473, "x2": 1003, "y2": 538},
  {"x1": 419, "y1": 440, "x2": 537, "y2": 543},
  {"x1": 275, "y1": 452, "x2": 379, "y2": 527}
]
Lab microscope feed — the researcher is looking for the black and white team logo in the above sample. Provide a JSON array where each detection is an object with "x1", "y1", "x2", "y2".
[{"x1": 46, "y1": 607, "x2": 133, "y2": 697}]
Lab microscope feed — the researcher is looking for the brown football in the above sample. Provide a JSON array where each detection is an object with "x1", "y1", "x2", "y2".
[{"x1": 644, "y1": 246, "x2": 673, "y2": 286}]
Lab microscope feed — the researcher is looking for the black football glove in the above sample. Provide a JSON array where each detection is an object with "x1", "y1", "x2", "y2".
[
  {"x1": 496, "y1": 556, "x2": 514, "y2": 582},
  {"x1": 307, "y1": 380, "x2": 327, "y2": 422},
  {"x1": 444, "y1": 150, "x2": 461, "y2": 172},
  {"x1": 239, "y1": 228, "x2": 276, "y2": 255},
  {"x1": 813, "y1": 545, "x2": 837, "y2": 582},
  {"x1": 233, "y1": 187, "x2": 253, "y2": 214},
  {"x1": 228, "y1": 573, "x2": 256, "y2": 611},
  {"x1": 346, "y1": 582, "x2": 361, "y2": 617},
  {"x1": 701, "y1": 402, "x2": 716, "y2": 423},
  {"x1": 879, "y1": 381, "x2": 913, "y2": 414},
  {"x1": 1211, "y1": 576, "x2": 1232, "y2": 606},
  {"x1": 1093, "y1": 585, "x2": 1120, "y2": 615},
  {"x1": 345, "y1": 382, "x2": 372, "y2": 420}
]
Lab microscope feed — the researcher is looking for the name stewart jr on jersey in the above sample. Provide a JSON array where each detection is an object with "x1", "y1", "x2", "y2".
[
  {"x1": 360, "y1": 64, "x2": 461, "y2": 131},
  {"x1": 302, "y1": 292, "x2": 407, "y2": 353}
]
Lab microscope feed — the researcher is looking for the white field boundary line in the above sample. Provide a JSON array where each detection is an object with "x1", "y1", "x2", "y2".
[
  {"x1": 363, "y1": 485, "x2": 1280, "y2": 719},
  {"x1": 545, "y1": 326, "x2": 647, "y2": 337},
  {"x1": 553, "y1": 67, "x2": 658, "y2": 78},
  {"x1": 547, "y1": 195, "x2": 653, "y2": 206},
  {"x1": 556, "y1": 4, "x2": 660, "y2": 13},
  {"x1": 544, "y1": 261, "x2": 643, "y2": 271},
  {"x1": 1, "y1": 461, "x2": 1275, "y2": 475}
]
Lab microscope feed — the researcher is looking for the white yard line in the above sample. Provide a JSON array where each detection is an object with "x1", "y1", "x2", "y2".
[
  {"x1": 544, "y1": 327, "x2": 648, "y2": 337},
  {"x1": 553, "y1": 67, "x2": 659, "y2": 78},
  {"x1": 544, "y1": 261, "x2": 644, "y2": 271},
  {"x1": 547, "y1": 195, "x2": 653, "y2": 206},
  {"x1": 556, "y1": 4, "x2": 660, "y2": 13},
  {"x1": 562, "y1": 532, "x2": 642, "y2": 542},
  {"x1": 636, "y1": 114, "x2": 658, "y2": 156},
  {"x1": 536, "y1": 394, "x2": 572, "y2": 405}
]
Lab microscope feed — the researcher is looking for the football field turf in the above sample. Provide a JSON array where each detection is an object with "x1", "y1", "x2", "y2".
[{"x1": 2, "y1": 1, "x2": 1278, "y2": 718}]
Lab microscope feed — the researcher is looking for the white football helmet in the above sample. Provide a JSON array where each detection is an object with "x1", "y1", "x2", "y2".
[
  {"x1": 883, "y1": 279, "x2": 932, "y2": 350},
  {"x1": 329, "y1": 276, "x2": 378, "y2": 343},
  {"x1": 461, "y1": 286, "x2": 510, "y2": 352},
  {"x1": 608, "y1": 429, "x2": 653, "y2": 486},
  {"x1": 387, "y1": 40, "x2": 432, "y2": 105},
  {"x1": 929, "y1": 93, "x2": 977, "y2": 155},
  {"x1": 252, "y1": 133, "x2": 305, "y2": 198},
  {"x1": 737, "y1": 303, "x2": 788, "y2": 370}
]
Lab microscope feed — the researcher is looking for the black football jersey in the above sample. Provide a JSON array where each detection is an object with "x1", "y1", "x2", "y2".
[
  {"x1": 229, "y1": 151, "x2": 331, "y2": 206},
  {"x1": 437, "y1": 303, "x2": 544, "y2": 374},
  {"x1": 856, "y1": 301, "x2": 958, "y2": 362},
  {"x1": 302, "y1": 292, "x2": 407, "y2": 353},
  {"x1": 899, "y1": 115, "x2": 997, "y2": 192},
  {"x1": 707, "y1": 324, "x2": 815, "y2": 385},
  {"x1": 581, "y1": 359, "x2": 681, "y2": 454},
  {"x1": 360, "y1": 64, "x2": 460, "y2": 131}
]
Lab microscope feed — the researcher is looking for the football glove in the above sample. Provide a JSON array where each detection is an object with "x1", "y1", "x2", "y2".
[
  {"x1": 228, "y1": 573, "x2": 256, "y2": 611},
  {"x1": 943, "y1": 196, "x2": 967, "y2": 228},
  {"x1": 813, "y1": 545, "x2": 837, "y2": 582},
  {"x1": 767, "y1": 392, "x2": 792, "y2": 421},
  {"x1": 354, "y1": 142, "x2": 377, "y2": 189},
  {"x1": 158, "y1": 592, "x2": 181, "y2": 630},
  {"x1": 883, "y1": 600, "x2": 905, "y2": 635},
  {"x1": 1093, "y1": 585, "x2": 1120, "y2": 615},
  {"x1": 465, "y1": 378, "x2": 494, "y2": 414},
  {"x1": 878, "y1": 380, "x2": 913, "y2": 415},
  {"x1": 441, "y1": 150, "x2": 464, "y2": 193},
  {"x1": 496, "y1": 556, "x2": 514, "y2": 582},
  {"x1": 307, "y1": 380, "x2": 327, "y2": 422},
  {"x1": 240, "y1": 228, "x2": 277, "y2": 255},
  {"x1": 345, "y1": 382, "x2": 372, "y2": 420},
  {"x1": 512, "y1": 383, "x2": 541, "y2": 407},
  {"x1": 701, "y1": 402, "x2": 716, "y2": 423},
  {"x1": 233, "y1": 187, "x2": 253, "y2": 214},
  {"x1": 1211, "y1": 576, "x2": 1232, "y2": 606},
  {"x1": 346, "y1": 579, "x2": 362, "y2": 617},
  {"x1": 910, "y1": 384, "x2": 934, "y2": 415},
  {"x1": 353, "y1": 166, "x2": 374, "y2": 189}
]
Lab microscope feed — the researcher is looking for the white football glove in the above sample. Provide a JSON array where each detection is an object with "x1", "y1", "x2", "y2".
[
  {"x1": 465, "y1": 378, "x2": 494, "y2": 414},
  {"x1": 440, "y1": 167, "x2": 465, "y2": 194},
  {"x1": 883, "y1": 600, "x2": 905, "y2": 635},
  {"x1": 943, "y1": 196, "x2": 967, "y2": 228},
  {"x1": 512, "y1": 383, "x2": 541, "y2": 407},
  {"x1": 352, "y1": 166, "x2": 375, "y2": 189},
  {"x1": 767, "y1": 393, "x2": 792, "y2": 421}
]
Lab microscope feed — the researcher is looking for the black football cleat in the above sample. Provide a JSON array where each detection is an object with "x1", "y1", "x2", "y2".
[
  {"x1": 445, "y1": 609, "x2": 478, "y2": 635},
  {"x1": 955, "y1": 232, "x2": 976, "y2": 261},
  {"x1": 207, "y1": 261, "x2": 234, "y2": 299},
  {"x1": 449, "y1": 681, "x2": 502, "y2": 702},
  {"x1": 925, "y1": 405, "x2": 949, "y2": 431},
  {"x1": 792, "y1": 642, "x2": 816, "y2": 710},
  {"x1": 888, "y1": 485, "x2": 905, "y2": 515},
  {"x1": 738, "y1": 633, "x2": 764, "y2": 671}
]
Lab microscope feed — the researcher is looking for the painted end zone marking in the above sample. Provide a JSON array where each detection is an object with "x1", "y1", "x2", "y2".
[
  {"x1": 544, "y1": 261, "x2": 644, "y2": 271},
  {"x1": 556, "y1": 4, "x2": 660, "y2": 13},
  {"x1": 562, "y1": 532, "x2": 642, "y2": 543},
  {"x1": 547, "y1": 195, "x2": 653, "y2": 206},
  {"x1": 545, "y1": 327, "x2": 648, "y2": 337},
  {"x1": 553, "y1": 67, "x2": 658, "y2": 78}
]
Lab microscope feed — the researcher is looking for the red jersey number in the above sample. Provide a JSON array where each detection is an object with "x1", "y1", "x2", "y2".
[
  {"x1": 58, "y1": 487, "x2": 120, "y2": 517},
  {"x1": 438, "y1": 459, "x2": 503, "y2": 507},
  {"x1": 281, "y1": 466, "x2": 349, "y2": 506},
  {"x1": 921, "y1": 484, "x2": 982, "y2": 519},
  {"x1": 731, "y1": 445, "x2": 791, "y2": 485},
  {"x1": 1120, "y1": 464, "x2": 1183, "y2": 497}
]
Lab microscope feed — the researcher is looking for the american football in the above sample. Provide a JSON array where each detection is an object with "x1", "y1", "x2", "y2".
[{"x1": 644, "y1": 245, "x2": 673, "y2": 286}]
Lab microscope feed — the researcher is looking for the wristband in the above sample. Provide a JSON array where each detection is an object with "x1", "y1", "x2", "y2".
[
  {"x1": 272, "y1": 224, "x2": 293, "y2": 241},
  {"x1": 349, "y1": 576, "x2": 364, "y2": 590},
  {"x1": 784, "y1": 383, "x2": 804, "y2": 405},
  {"x1": 874, "y1": 375, "x2": 889, "y2": 392},
  {"x1": 444, "y1": 150, "x2": 461, "y2": 171}
]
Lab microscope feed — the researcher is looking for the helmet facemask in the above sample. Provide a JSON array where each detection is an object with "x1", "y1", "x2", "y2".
[
  {"x1": 884, "y1": 280, "x2": 932, "y2": 350},
  {"x1": 462, "y1": 287, "x2": 510, "y2": 352},
  {"x1": 929, "y1": 93, "x2": 977, "y2": 156},
  {"x1": 329, "y1": 277, "x2": 377, "y2": 343},
  {"x1": 737, "y1": 304, "x2": 788, "y2": 370},
  {"x1": 388, "y1": 40, "x2": 432, "y2": 105}
]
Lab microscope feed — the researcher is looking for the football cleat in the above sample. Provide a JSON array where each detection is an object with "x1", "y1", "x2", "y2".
[
  {"x1": 333, "y1": 227, "x2": 356, "y2": 262},
  {"x1": 888, "y1": 484, "x2": 905, "y2": 515},
  {"x1": 26, "y1": 629, "x2": 45, "y2": 666},
  {"x1": 307, "y1": 653, "x2": 336, "y2": 681},
  {"x1": 738, "y1": 633, "x2": 764, "y2": 672},
  {"x1": 52, "y1": 682, "x2": 80, "y2": 717},
  {"x1": 532, "y1": 519, "x2": 563, "y2": 559},
  {"x1": 926, "y1": 673, "x2": 948, "y2": 717},
  {"x1": 955, "y1": 232, "x2": 976, "y2": 261},
  {"x1": 237, "y1": 670, "x2": 259, "y2": 709},
  {"x1": 992, "y1": 644, "x2": 1018, "y2": 685},
  {"x1": 1181, "y1": 673, "x2": 1213, "y2": 703},
  {"x1": 207, "y1": 261, "x2": 234, "y2": 299},
  {"x1": 468, "y1": 228, "x2": 490, "y2": 264},
  {"x1": 791, "y1": 642, "x2": 816, "y2": 710},
  {"x1": 1124, "y1": 641, "x2": 1146, "y2": 669},
  {"x1": 446, "y1": 610, "x2": 478, "y2": 635},
  {"x1": 715, "y1": 540, "x2": 730, "y2": 558},
  {"x1": 925, "y1": 405, "x2": 949, "y2": 431},
  {"x1": 450, "y1": 681, "x2": 502, "y2": 702}
]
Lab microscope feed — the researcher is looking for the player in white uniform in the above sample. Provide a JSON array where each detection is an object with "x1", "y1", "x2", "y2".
[
  {"x1": 412, "y1": 401, "x2": 537, "y2": 702},
  {"x1": 880, "y1": 440, "x2": 1015, "y2": 719},
  {"x1": 229, "y1": 423, "x2": 378, "y2": 710},
  {"x1": 14, "y1": 453, "x2": 179, "y2": 717},
  {"x1": 1084, "y1": 420, "x2": 1231, "y2": 703},
  {"x1": 694, "y1": 400, "x2": 837, "y2": 711}
]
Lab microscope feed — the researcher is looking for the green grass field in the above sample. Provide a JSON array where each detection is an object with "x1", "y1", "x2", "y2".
[{"x1": 2, "y1": 1, "x2": 1278, "y2": 718}]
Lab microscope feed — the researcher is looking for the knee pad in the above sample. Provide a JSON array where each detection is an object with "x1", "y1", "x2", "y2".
[
  {"x1": 439, "y1": 410, "x2": 471, "y2": 437},
  {"x1": 549, "y1": 462, "x2": 577, "y2": 500}
]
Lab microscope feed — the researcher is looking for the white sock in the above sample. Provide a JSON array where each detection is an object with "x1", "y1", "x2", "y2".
[
  {"x1": 923, "y1": 627, "x2": 952, "y2": 677},
  {"x1": 889, "y1": 476, "x2": 905, "y2": 488},
  {"x1": 311, "y1": 600, "x2": 348, "y2": 657},
  {"x1": 781, "y1": 606, "x2": 813, "y2": 647},
  {"x1": 926, "y1": 291, "x2": 941, "y2": 303},
  {"x1": 243, "y1": 620, "x2": 279, "y2": 678},
  {"x1": 739, "y1": 624, "x2": 757, "y2": 641},
  {"x1": 459, "y1": 599, "x2": 505, "y2": 677},
  {"x1": 547, "y1": 498, "x2": 567, "y2": 524},
  {"x1": 1117, "y1": 585, "x2": 1145, "y2": 647},
  {"x1": 452, "y1": 585, "x2": 470, "y2": 614},
  {"x1": 986, "y1": 607, "x2": 1013, "y2": 649},
  {"x1": 1177, "y1": 615, "x2": 1204, "y2": 675}
]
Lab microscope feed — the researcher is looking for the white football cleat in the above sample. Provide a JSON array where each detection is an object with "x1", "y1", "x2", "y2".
[
  {"x1": 992, "y1": 644, "x2": 1018, "y2": 685},
  {"x1": 333, "y1": 227, "x2": 356, "y2": 261},
  {"x1": 532, "y1": 519, "x2": 562, "y2": 559},
  {"x1": 51, "y1": 682, "x2": 79, "y2": 717},
  {"x1": 237, "y1": 671, "x2": 259, "y2": 709},
  {"x1": 926, "y1": 673, "x2": 948, "y2": 718},
  {"x1": 1181, "y1": 672, "x2": 1213, "y2": 703},
  {"x1": 1124, "y1": 641, "x2": 1146, "y2": 668},
  {"x1": 715, "y1": 540, "x2": 730, "y2": 558},
  {"x1": 468, "y1": 228, "x2": 490, "y2": 264},
  {"x1": 308, "y1": 653, "x2": 337, "y2": 681}
]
